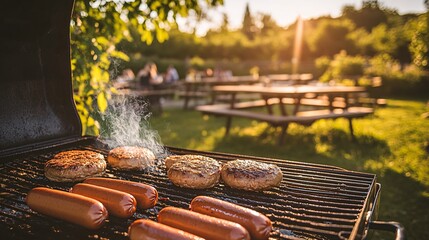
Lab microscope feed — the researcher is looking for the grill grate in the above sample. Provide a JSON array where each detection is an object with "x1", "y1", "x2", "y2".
[{"x1": 0, "y1": 139, "x2": 377, "y2": 240}]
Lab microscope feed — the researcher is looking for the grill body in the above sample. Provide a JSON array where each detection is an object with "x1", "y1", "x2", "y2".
[
  {"x1": 0, "y1": 0, "x2": 81, "y2": 152},
  {"x1": 0, "y1": 138, "x2": 378, "y2": 240}
]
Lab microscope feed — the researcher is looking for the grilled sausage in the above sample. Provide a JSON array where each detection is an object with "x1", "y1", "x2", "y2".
[
  {"x1": 26, "y1": 187, "x2": 108, "y2": 230},
  {"x1": 190, "y1": 196, "x2": 272, "y2": 240},
  {"x1": 128, "y1": 219, "x2": 205, "y2": 240},
  {"x1": 84, "y1": 177, "x2": 158, "y2": 209},
  {"x1": 158, "y1": 207, "x2": 250, "y2": 240},
  {"x1": 71, "y1": 183, "x2": 136, "y2": 218}
]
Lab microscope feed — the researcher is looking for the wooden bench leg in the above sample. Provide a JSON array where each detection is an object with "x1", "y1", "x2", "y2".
[
  {"x1": 348, "y1": 118, "x2": 356, "y2": 141},
  {"x1": 258, "y1": 126, "x2": 271, "y2": 140},
  {"x1": 183, "y1": 96, "x2": 190, "y2": 109},
  {"x1": 225, "y1": 116, "x2": 232, "y2": 136},
  {"x1": 278, "y1": 124, "x2": 289, "y2": 145}
]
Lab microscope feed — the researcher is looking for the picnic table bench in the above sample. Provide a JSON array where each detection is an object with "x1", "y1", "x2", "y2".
[
  {"x1": 196, "y1": 85, "x2": 374, "y2": 144},
  {"x1": 196, "y1": 104, "x2": 373, "y2": 144}
]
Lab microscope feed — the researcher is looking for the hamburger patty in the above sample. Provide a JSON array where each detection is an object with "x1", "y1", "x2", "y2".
[
  {"x1": 167, "y1": 157, "x2": 221, "y2": 189},
  {"x1": 221, "y1": 159, "x2": 283, "y2": 191},
  {"x1": 164, "y1": 154, "x2": 214, "y2": 170},
  {"x1": 107, "y1": 146, "x2": 155, "y2": 170},
  {"x1": 44, "y1": 150, "x2": 106, "y2": 182}
]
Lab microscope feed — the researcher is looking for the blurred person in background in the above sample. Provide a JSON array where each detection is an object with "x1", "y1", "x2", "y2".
[
  {"x1": 137, "y1": 62, "x2": 163, "y2": 90},
  {"x1": 114, "y1": 68, "x2": 135, "y2": 89},
  {"x1": 185, "y1": 68, "x2": 197, "y2": 82},
  {"x1": 204, "y1": 68, "x2": 214, "y2": 78},
  {"x1": 164, "y1": 65, "x2": 179, "y2": 86}
]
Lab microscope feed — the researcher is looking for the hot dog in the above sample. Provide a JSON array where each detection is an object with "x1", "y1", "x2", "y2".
[
  {"x1": 26, "y1": 187, "x2": 108, "y2": 230},
  {"x1": 190, "y1": 196, "x2": 272, "y2": 240},
  {"x1": 71, "y1": 183, "x2": 136, "y2": 218},
  {"x1": 84, "y1": 177, "x2": 158, "y2": 209},
  {"x1": 158, "y1": 206, "x2": 250, "y2": 240},
  {"x1": 128, "y1": 219, "x2": 204, "y2": 240}
]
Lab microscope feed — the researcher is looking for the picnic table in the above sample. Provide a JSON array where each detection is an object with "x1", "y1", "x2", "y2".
[
  {"x1": 114, "y1": 88, "x2": 176, "y2": 115},
  {"x1": 178, "y1": 76, "x2": 260, "y2": 109},
  {"x1": 196, "y1": 85, "x2": 374, "y2": 144},
  {"x1": 265, "y1": 73, "x2": 314, "y2": 85}
]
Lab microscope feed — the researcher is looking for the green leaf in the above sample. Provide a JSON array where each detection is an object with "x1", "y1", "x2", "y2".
[
  {"x1": 97, "y1": 92, "x2": 108, "y2": 113},
  {"x1": 156, "y1": 28, "x2": 169, "y2": 43},
  {"x1": 87, "y1": 116, "x2": 95, "y2": 126},
  {"x1": 71, "y1": 0, "x2": 224, "y2": 135},
  {"x1": 110, "y1": 50, "x2": 130, "y2": 61},
  {"x1": 150, "y1": 1, "x2": 161, "y2": 10},
  {"x1": 141, "y1": 30, "x2": 154, "y2": 45}
]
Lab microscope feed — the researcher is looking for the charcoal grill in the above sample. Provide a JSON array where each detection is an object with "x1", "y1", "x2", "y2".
[{"x1": 0, "y1": 0, "x2": 403, "y2": 239}]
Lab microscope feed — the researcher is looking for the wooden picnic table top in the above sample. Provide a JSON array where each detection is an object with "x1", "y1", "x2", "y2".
[
  {"x1": 115, "y1": 88, "x2": 176, "y2": 97},
  {"x1": 211, "y1": 85, "x2": 367, "y2": 95},
  {"x1": 183, "y1": 77, "x2": 260, "y2": 86},
  {"x1": 266, "y1": 73, "x2": 314, "y2": 82}
]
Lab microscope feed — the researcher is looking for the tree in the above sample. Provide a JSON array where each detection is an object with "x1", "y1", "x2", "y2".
[
  {"x1": 241, "y1": 3, "x2": 256, "y2": 40},
  {"x1": 259, "y1": 13, "x2": 279, "y2": 35},
  {"x1": 403, "y1": 0, "x2": 429, "y2": 70},
  {"x1": 307, "y1": 19, "x2": 356, "y2": 57},
  {"x1": 347, "y1": 28, "x2": 374, "y2": 55},
  {"x1": 71, "y1": 0, "x2": 223, "y2": 135},
  {"x1": 406, "y1": 13, "x2": 429, "y2": 70},
  {"x1": 220, "y1": 12, "x2": 229, "y2": 32},
  {"x1": 342, "y1": 0, "x2": 388, "y2": 31}
]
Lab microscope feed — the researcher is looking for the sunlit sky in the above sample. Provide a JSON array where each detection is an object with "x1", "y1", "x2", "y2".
[{"x1": 184, "y1": 0, "x2": 427, "y2": 35}]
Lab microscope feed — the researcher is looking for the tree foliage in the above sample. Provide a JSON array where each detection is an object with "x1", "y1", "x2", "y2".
[
  {"x1": 259, "y1": 13, "x2": 280, "y2": 34},
  {"x1": 220, "y1": 12, "x2": 229, "y2": 32},
  {"x1": 341, "y1": 0, "x2": 388, "y2": 31},
  {"x1": 71, "y1": 0, "x2": 223, "y2": 135},
  {"x1": 317, "y1": 51, "x2": 365, "y2": 83},
  {"x1": 109, "y1": 1, "x2": 427, "y2": 97},
  {"x1": 405, "y1": 12, "x2": 429, "y2": 69},
  {"x1": 117, "y1": 1, "x2": 425, "y2": 66},
  {"x1": 307, "y1": 19, "x2": 356, "y2": 57},
  {"x1": 241, "y1": 3, "x2": 256, "y2": 40}
]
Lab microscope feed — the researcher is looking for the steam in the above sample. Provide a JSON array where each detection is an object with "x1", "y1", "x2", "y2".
[{"x1": 99, "y1": 95, "x2": 168, "y2": 158}]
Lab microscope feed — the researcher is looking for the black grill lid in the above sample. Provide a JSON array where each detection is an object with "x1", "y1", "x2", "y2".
[{"x1": 0, "y1": 0, "x2": 80, "y2": 153}]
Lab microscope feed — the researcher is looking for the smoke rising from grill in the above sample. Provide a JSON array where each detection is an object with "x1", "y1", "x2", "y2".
[{"x1": 99, "y1": 96, "x2": 168, "y2": 158}]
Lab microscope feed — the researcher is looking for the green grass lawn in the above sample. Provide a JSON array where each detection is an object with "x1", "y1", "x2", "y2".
[{"x1": 149, "y1": 99, "x2": 429, "y2": 240}]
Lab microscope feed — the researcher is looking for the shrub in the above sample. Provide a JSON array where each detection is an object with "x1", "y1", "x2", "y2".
[
  {"x1": 316, "y1": 52, "x2": 429, "y2": 97},
  {"x1": 365, "y1": 54, "x2": 428, "y2": 97},
  {"x1": 318, "y1": 51, "x2": 365, "y2": 84},
  {"x1": 315, "y1": 56, "x2": 331, "y2": 77}
]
